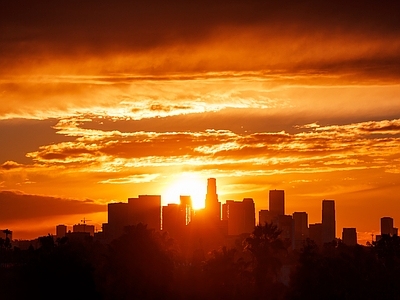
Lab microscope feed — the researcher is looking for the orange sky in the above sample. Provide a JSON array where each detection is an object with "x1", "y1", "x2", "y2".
[{"x1": 1, "y1": 0, "x2": 400, "y2": 243}]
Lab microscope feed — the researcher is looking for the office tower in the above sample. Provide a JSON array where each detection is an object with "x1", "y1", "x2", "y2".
[
  {"x1": 381, "y1": 217, "x2": 394, "y2": 235},
  {"x1": 222, "y1": 198, "x2": 255, "y2": 236},
  {"x1": 292, "y1": 212, "x2": 309, "y2": 250},
  {"x1": 259, "y1": 209, "x2": 275, "y2": 225},
  {"x1": 205, "y1": 178, "x2": 221, "y2": 220},
  {"x1": 322, "y1": 199, "x2": 336, "y2": 244},
  {"x1": 342, "y1": 228, "x2": 357, "y2": 246},
  {"x1": 162, "y1": 203, "x2": 181, "y2": 235},
  {"x1": 56, "y1": 224, "x2": 67, "y2": 239},
  {"x1": 269, "y1": 190, "x2": 285, "y2": 217},
  {"x1": 128, "y1": 195, "x2": 161, "y2": 230},
  {"x1": 180, "y1": 195, "x2": 193, "y2": 225},
  {"x1": 309, "y1": 223, "x2": 323, "y2": 246},
  {"x1": 107, "y1": 194, "x2": 161, "y2": 239},
  {"x1": 277, "y1": 214, "x2": 293, "y2": 243}
]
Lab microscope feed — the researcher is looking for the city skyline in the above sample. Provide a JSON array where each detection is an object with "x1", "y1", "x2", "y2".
[
  {"x1": 1, "y1": 176, "x2": 398, "y2": 247},
  {"x1": 1, "y1": 1, "x2": 400, "y2": 243}
]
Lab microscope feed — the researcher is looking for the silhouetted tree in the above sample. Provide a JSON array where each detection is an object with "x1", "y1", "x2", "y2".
[
  {"x1": 202, "y1": 246, "x2": 253, "y2": 300},
  {"x1": 97, "y1": 223, "x2": 175, "y2": 300},
  {"x1": 244, "y1": 222, "x2": 288, "y2": 299}
]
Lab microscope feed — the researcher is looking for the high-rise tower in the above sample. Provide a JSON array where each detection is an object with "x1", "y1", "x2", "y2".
[
  {"x1": 322, "y1": 199, "x2": 335, "y2": 244},
  {"x1": 205, "y1": 178, "x2": 221, "y2": 220},
  {"x1": 381, "y1": 217, "x2": 394, "y2": 236},
  {"x1": 269, "y1": 190, "x2": 285, "y2": 217}
]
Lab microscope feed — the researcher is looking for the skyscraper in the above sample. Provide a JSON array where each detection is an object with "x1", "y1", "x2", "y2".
[
  {"x1": 381, "y1": 216, "x2": 394, "y2": 236},
  {"x1": 205, "y1": 178, "x2": 221, "y2": 220},
  {"x1": 292, "y1": 212, "x2": 309, "y2": 250},
  {"x1": 322, "y1": 199, "x2": 336, "y2": 244},
  {"x1": 222, "y1": 198, "x2": 255, "y2": 236},
  {"x1": 106, "y1": 194, "x2": 161, "y2": 240},
  {"x1": 180, "y1": 195, "x2": 193, "y2": 225},
  {"x1": 309, "y1": 223, "x2": 323, "y2": 246},
  {"x1": 269, "y1": 190, "x2": 285, "y2": 217}
]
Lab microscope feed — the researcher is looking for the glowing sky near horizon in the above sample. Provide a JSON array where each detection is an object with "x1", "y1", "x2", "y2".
[{"x1": 1, "y1": 0, "x2": 400, "y2": 242}]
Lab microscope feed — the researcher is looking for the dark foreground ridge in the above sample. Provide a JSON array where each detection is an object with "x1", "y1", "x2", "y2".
[{"x1": 1, "y1": 223, "x2": 400, "y2": 299}]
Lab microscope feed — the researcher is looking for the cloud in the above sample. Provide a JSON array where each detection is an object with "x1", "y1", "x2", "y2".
[
  {"x1": 16, "y1": 117, "x2": 399, "y2": 179},
  {"x1": 0, "y1": 190, "x2": 106, "y2": 222},
  {"x1": 98, "y1": 174, "x2": 159, "y2": 184},
  {"x1": 1, "y1": 161, "x2": 24, "y2": 170},
  {"x1": 1, "y1": 0, "x2": 400, "y2": 82}
]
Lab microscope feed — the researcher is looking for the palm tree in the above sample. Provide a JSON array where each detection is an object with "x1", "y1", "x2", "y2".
[
  {"x1": 3, "y1": 229, "x2": 12, "y2": 249},
  {"x1": 244, "y1": 222, "x2": 288, "y2": 298}
]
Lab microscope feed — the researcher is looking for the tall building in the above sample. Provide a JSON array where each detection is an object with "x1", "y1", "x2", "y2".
[
  {"x1": 205, "y1": 178, "x2": 221, "y2": 220},
  {"x1": 277, "y1": 214, "x2": 293, "y2": 244},
  {"x1": 322, "y1": 199, "x2": 336, "y2": 244},
  {"x1": 222, "y1": 198, "x2": 255, "y2": 236},
  {"x1": 106, "y1": 194, "x2": 161, "y2": 240},
  {"x1": 309, "y1": 223, "x2": 323, "y2": 246},
  {"x1": 269, "y1": 190, "x2": 285, "y2": 217},
  {"x1": 180, "y1": 195, "x2": 193, "y2": 225},
  {"x1": 292, "y1": 212, "x2": 309, "y2": 250},
  {"x1": 342, "y1": 228, "x2": 357, "y2": 246},
  {"x1": 259, "y1": 209, "x2": 275, "y2": 225},
  {"x1": 162, "y1": 204, "x2": 182, "y2": 235},
  {"x1": 128, "y1": 195, "x2": 161, "y2": 231},
  {"x1": 381, "y1": 217, "x2": 394, "y2": 235},
  {"x1": 162, "y1": 195, "x2": 192, "y2": 237}
]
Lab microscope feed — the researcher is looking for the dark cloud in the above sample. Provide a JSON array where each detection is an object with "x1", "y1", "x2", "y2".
[
  {"x1": 1, "y1": 161, "x2": 23, "y2": 170},
  {"x1": 1, "y1": 0, "x2": 400, "y2": 77},
  {"x1": 0, "y1": 190, "x2": 106, "y2": 222}
]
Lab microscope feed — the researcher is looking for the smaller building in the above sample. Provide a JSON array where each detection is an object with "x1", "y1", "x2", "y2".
[
  {"x1": 342, "y1": 228, "x2": 357, "y2": 246},
  {"x1": 73, "y1": 223, "x2": 95, "y2": 236},
  {"x1": 309, "y1": 223, "x2": 323, "y2": 246},
  {"x1": 381, "y1": 217, "x2": 394, "y2": 236},
  {"x1": 56, "y1": 224, "x2": 67, "y2": 239}
]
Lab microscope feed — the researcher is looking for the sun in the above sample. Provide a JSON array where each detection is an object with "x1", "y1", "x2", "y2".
[{"x1": 162, "y1": 173, "x2": 206, "y2": 210}]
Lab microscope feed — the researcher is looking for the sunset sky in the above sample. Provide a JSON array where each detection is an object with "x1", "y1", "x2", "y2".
[{"x1": 1, "y1": 0, "x2": 400, "y2": 243}]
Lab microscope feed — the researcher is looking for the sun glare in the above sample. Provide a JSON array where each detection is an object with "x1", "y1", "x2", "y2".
[{"x1": 162, "y1": 174, "x2": 206, "y2": 210}]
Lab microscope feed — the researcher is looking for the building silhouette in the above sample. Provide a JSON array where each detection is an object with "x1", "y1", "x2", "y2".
[
  {"x1": 309, "y1": 223, "x2": 323, "y2": 246},
  {"x1": 205, "y1": 178, "x2": 221, "y2": 220},
  {"x1": 180, "y1": 195, "x2": 193, "y2": 225},
  {"x1": 56, "y1": 224, "x2": 67, "y2": 239},
  {"x1": 73, "y1": 223, "x2": 95, "y2": 236},
  {"x1": 277, "y1": 214, "x2": 293, "y2": 245},
  {"x1": 269, "y1": 190, "x2": 285, "y2": 217},
  {"x1": 322, "y1": 199, "x2": 336, "y2": 244},
  {"x1": 381, "y1": 216, "x2": 394, "y2": 235},
  {"x1": 342, "y1": 228, "x2": 357, "y2": 246},
  {"x1": 105, "y1": 194, "x2": 161, "y2": 240},
  {"x1": 259, "y1": 209, "x2": 274, "y2": 225},
  {"x1": 162, "y1": 195, "x2": 193, "y2": 238},
  {"x1": 222, "y1": 198, "x2": 255, "y2": 236},
  {"x1": 292, "y1": 212, "x2": 308, "y2": 250}
]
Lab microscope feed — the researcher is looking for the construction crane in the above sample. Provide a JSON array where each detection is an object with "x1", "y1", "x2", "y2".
[{"x1": 80, "y1": 217, "x2": 92, "y2": 233}]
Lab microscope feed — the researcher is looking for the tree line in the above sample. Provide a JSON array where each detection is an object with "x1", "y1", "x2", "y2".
[{"x1": 1, "y1": 223, "x2": 400, "y2": 299}]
